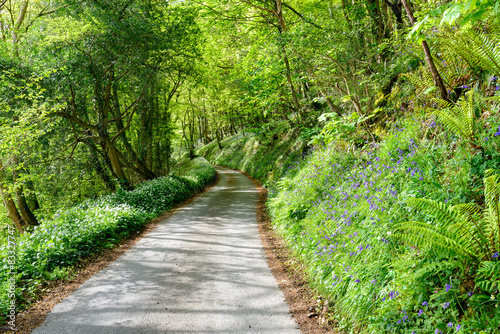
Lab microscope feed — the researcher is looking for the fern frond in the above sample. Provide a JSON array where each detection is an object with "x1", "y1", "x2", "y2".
[
  {"x1": 401, "y1": 173, "x2": 500, "y2": 261},
  {"x1": 414, "y1": 259, "x2": 461, "y2": 279},
  {"x1": 434, "y1": 89, "x2": 479, "y2": 143},
  {"x1": 396, "y1": 220, "x2": 474, "y2": 258},
  {"x1": 407, "y1": 198, "x2": 461, "y2": 226},
  {"x1": 484, "y1": 174, "x2": 500, "y2": 251},
  {"x1": 449, "y1": 29, "x2": 500, "y2": 76}
]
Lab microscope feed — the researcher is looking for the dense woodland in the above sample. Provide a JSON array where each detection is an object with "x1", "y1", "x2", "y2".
[{"x1": 1, "y1": 0, "x2": 500, "y2": 332}]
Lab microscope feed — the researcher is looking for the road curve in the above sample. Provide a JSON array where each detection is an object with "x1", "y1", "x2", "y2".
[{"x1": 32, "y1": 166, "x2": 301, "y2": 334}]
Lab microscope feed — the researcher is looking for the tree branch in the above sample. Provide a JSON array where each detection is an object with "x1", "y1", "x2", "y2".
[
  {"x1": 111, "y1": 69, "x2": 156, "y2": 144},
  {"x1": 282, "y1": 3, "x2": 323, "y2": 29},
  {"x1": 0, "y1": 0, "x2": 8, "y2": 11},
  {"x1": 238, "y1": 0, "x2": 275, "y2": 15}
]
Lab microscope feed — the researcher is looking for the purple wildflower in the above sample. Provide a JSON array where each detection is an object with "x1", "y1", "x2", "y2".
[
  {"x1": 443, "y1": 302, "x2": 450, "y2": 309},
  {"x1": 494, "y1": 126, "x2": 500, "y2": 136},
  {"x1": 446, "y1": 283, "x2": 452, "y2": 292},
  {"x1": 492, "y1": 252, "x2": 499, "y2": 259},
  {"x1": 418, "y1": 309, "x2": 424, "y2": 316},
  {"x1": 422, "y1": 301, "x2": 428, "y2": 306}
]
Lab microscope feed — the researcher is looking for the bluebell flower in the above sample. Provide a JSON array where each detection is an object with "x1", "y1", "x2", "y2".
[
  {"x1": 494, "y1": 126, "x2": 500, "y2": 136},
  {"x1": 492, "y1": 252, "x2": 499, "y2": 259},
  {"x1": 446, "y1": 283, "x2": 452, "y2": 292}
]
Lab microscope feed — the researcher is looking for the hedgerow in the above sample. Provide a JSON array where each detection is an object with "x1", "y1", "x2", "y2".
[{"x1": 0, "y1": 157, "x2": 215, "y2": 319}]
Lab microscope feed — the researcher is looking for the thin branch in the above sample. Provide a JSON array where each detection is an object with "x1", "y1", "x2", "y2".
[
  {"x1": 0, "y1": 0, "x2": 7, "y2": 11},
  {"x1": 282, "y1": 3, "x2": 323, "y2": 29}
]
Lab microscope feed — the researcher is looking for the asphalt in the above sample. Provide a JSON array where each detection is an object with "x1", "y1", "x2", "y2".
[{"x1": 31, "y1": 166, "x2": 301, "y2": 334}]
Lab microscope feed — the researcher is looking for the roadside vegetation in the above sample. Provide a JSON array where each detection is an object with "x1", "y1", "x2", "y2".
[{"x1": 0, "y1": 157, "x2": 215, "y2": 319}]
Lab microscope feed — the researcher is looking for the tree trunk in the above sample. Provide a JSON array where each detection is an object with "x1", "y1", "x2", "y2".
[
  {"x1": 0, "y1": 160, "x2": 25, "y2": 233},
  {"x1": 14, "y1": 185, "x2": 38, "y2": 226},
  {"x1": 0, "y1": 187, "x2": 25, "y2": 233},
  {"x1": 11, "y1": 156, "x2": 38, "y2": 226},
  {"x1": 400, "y1": 0, "x2": 448, "y2": 100},
  {"x1": 86, "y1": 140, "x2": 117, "y2": 191},
  {"x1": 106, "y1": 140, "x2": 132, "y2": 189},
  {"x1": 112, "y1": 85, "x2": 156, "y2": 180},
  {"x1": 25, "y1": 177, "x2": 40, "y2": 212},
  {"x1": 274, "y1": 0, "x2": 301, "y2": 113}
]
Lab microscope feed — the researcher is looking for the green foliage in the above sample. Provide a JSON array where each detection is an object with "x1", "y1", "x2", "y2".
[
  {"x1": 395, "y1": 172, "x2": 500, "y2": 261},
  {"x1": 434, "y1": 90, "x2": 482, "y2": 146},
  {"x1": 0, "y1": 158, "x2": 215, "y2": 319},
  {"x1": 197, "y1": 131, "x2": 306, "y2": 187}
]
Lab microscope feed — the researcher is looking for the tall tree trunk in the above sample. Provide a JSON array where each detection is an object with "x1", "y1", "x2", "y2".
[
  {"x1": 0, "y1": 187, "x2": 25, "y2": 233},
  {"x1": 14, "y1": 185, "x2": 38, "y2": 226},
  {"x1": 25, "y1": 176, "x2": 40, "y2": 211},
  {"x1": 86, "y1": 140, "x2": 116, "y2": 191},
  {"x1": 106, "y1": 140, "x2": 132, "y2": 189},
  {"x1": 274, "y1": 0, "x2": 301, "y2": 113},
  {"x1": 11, "y1": 0, "x2": 29, "y2": 58},
  {"x1": 112, "y1": 84, "x2": 156, "y2": 180},
  {"x1": 401, "y1": 0, "x2": 448, "y2": 100},
  {"x1": 12, "y1": 156, "x2": 38, "y2": 226},
  {"x1": 0, "y1": 160, "x2": 25, "y2": 233}
]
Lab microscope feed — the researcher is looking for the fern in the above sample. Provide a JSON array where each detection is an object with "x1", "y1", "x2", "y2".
[
  {"x1": 396, "y1": 170, "x2": 500, "y2": 261},
  {"x1": 476, "y1": 261, "x2": 500, "y2": 293},
  {"x1": 432, "y1": 89, "x2": 483, "y2": 147}
]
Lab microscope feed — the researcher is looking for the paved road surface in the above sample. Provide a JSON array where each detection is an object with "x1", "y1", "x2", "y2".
[{"x1": 32, "y1": 167, "x2": 301, "y2": 334}]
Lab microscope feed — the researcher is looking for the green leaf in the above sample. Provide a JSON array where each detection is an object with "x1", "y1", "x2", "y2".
[{"x1": 440, "y1": 5, "x2": 463, "y2": 25}]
